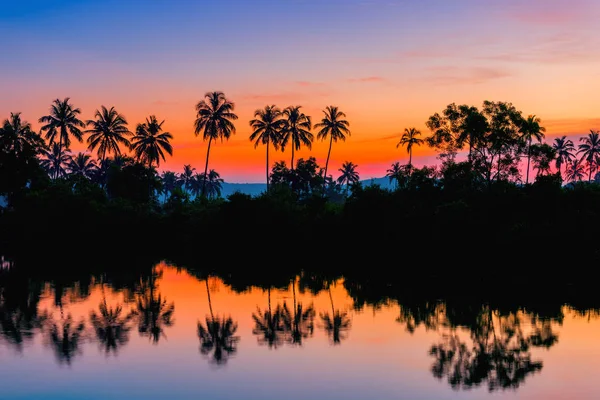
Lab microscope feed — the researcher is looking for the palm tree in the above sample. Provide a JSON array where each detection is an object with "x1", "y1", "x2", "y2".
[
  {"x1": 38, "y1": 97, "x2": 85, "y2": 151},
  {"x1": 45, "y1": 313, "x2": 86, "y2": 365},
  {"x1": 178, "y1": 164, "x2": 196, "y2": 194},
  {"x1": 577, "y1": 130, "x2": 600, "y2": 182},
  {"x1": 194, "y1": 91, "x2": 238, "y2": 199},
  {"x1": 160, "y1": 171, "x2": 178, "y2": 200},
  {"x1": 197, "y1": 277, "x2": 240, "y2": 366},
  {"x1": 319, "y1": 282, "x2": 351, "y2": 345},
  {"x1": 85, "y1": 105, "x2": 132, "y2": 160},
  {"x1": 281, "y1": 277, "x2": 315, "y2": 346},
  {"x1": 397, "y1": 127, "x2": 424, "y2": 169},
  {"x1": 0, "y1": 112, "x2": 44, "y2": 157},
  {"x1": 249, "y1": 105, "x2": 284, "y2": 192},
  {"x1": 66, "y1": 152, "x2": 97, "y2": 179},
  {"x1": 565, "y1": 159, "x2": 586, "y2": 183},
  {"x1": 133, "y1": 271, "x2": 175, "y2": 344},
  {"x1": 315, "y1": 106, "x2": 350, "y2": 182},
  {"x1": 252, "y1": 287, "x2": 286, "y2": 349},
  {"x1": 131, "y1": 115, "x2": 173, "y2": 167},
  {"x1": 386, "y1": 162, "x2": 404, "y2": 190},
  {"x1": 281, "y1": 105, "x2": 313, "y2": 170},
  {"x1": 201, "y1": 169, "x2": 224, "y2": 199},
  {"x1": 89, "y1": 297, "x2": 135, "y2": 356},
  {"x1": 519, "y1": 115, "x2": 546, "y2": 184},
  {"x1": 40, "y1": 142, "x2": 70, "y2": 179},
  {"x1": 552, "y1": 136, "x2": 575, "y2": 177},
  {"x1": 337, "y1": 161, "x2": 360, "y2": 196}
]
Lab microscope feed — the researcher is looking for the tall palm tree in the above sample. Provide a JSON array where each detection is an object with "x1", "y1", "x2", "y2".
[
  {"x1": 577, "y1": 130, "x2": 600, "y2": 182},
  {"x1": 85, "y1": 105, "x2": 132, "y2": 160},
  {"x1": 249, "y1": 105, "x2": 284, "y2": 192},
  {"x1": 315, "y1": 106, "x2": 350, "y2": 182},
  {"x1": 0, "y1": 112, "x2": 44, "y2": 157},
  {"x1": 519, "y1": 115, "x2": 546, "y2": 184},
  {"x1": 38, "y1": 97, "x2": 85, "y2": 152},
  {"x1": 197, "y1": 277, "x2": 240, "y2": 366},
  {"x1": 131, "y1": 115, "x2": 173, "y2": 167},
  {"x1": 552, "y1": 136, "x2": 575, "y2": 177},
  {"x1": 281, "y1": 105, "x2": 313, "y2": 170},
  {"x1": 337, "y1": 161, "x2": 360, "y2": 196},
  {"x1": 40, "y1": 142, "x2": 70, "y2": 179},
  {"x1": 565, "y1": 159, "x2": 586, "y2": 183},
  {"x1": 319, "y1": 282, "x2": 351, "y2": 345},
  {"x1": 66, "y1": 152, "x2": 97, "y2": 179},
  {"x1": 397, "y1": 127, "x2": 424, "y2": 168},
  {"x1": 194, "y1": 91, "x2": 238, "y2": 199},
  {"x1": 281, "y1": 277, "x2": 315, "y2": 346}
]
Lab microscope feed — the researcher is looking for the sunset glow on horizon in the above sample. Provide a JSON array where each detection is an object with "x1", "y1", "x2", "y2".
[{"x1": 1, "y1": 0, "x2": 599, "y2": 182}]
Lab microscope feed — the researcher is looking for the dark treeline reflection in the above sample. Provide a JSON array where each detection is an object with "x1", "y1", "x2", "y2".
[{"x1": 1, "y1": 257, "x2": 599, "y2": 393}]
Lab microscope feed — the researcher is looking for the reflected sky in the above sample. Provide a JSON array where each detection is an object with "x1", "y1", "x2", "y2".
[{"x1": 1, "y1": 263, "x2": 600, "y2": 400}]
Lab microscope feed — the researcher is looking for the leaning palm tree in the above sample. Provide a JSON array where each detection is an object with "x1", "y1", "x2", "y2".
[
  {"x1": 130, "y1": 115, "x2": 173, "y2": 167},
  {"x1": 66, "y1": 152, "x2": 97, "y2": 179},
  {"x1": 565, "y1": 159, "x2": 586, "y2": 183},
  {"x1": 38, "y1": 97, "x2": 85, "y2": 152},
  {"x1": 85, "y1": 105, "x2": 132, "y2": 160},
  {"x1": 519, "y1": 115, "x2": 546, "y2": 184},
  {"x1": 337, "y1": 161, "x2": 360, "y2": 196},
  {"x1": 397, "y1": 127, "x2": 424, "y2": 169},
  {"x1": 280, "y1": 105, "x2": 313, "y2": 170},
  {"x1": 315, "y1": 106, "x2": 350, "y2": 182},
  {"x1": 40, "y1": 142, "x2": 70, "y2": 179},
  {"x1": 577, "y1": 130, "x2": 600, "y2": 182},
  {"x1": 249, "y1": 105, "x2": 284, "y2": 192},
  {"x1": 197, "y1": 277, "x2": 240, "y2": 366},
  {"x1": 552, "y1": 136, "x2": 575, "y2": 177},
  {"x1": 194, "y1": 91, "x2": 238, "y2": 199}
]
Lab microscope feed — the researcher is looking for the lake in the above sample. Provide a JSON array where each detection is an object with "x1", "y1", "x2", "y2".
[{"x1": 1, "y1": 261, "x2": 599, "y2": 400}]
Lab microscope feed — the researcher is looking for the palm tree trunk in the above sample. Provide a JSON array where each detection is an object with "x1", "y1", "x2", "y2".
[
  {"x1": 205, "y1": 278, "x2": 214, "y2": 320},
  {"x1": 201, "y1": 137, "x2": 213, "y2": 199},
  {"x1": 323, "y1": 135, "x2": 333, "y2": 182},
  {"x1": 526, "y1": 138, "x2": 531, "y2": 184},
  {"x1": 589, "y1": 162, "x2": 593, "y2": 182},
  {"x1": 291, "y1": 143, "x2": 295, "y2": 171},
  {"x1": 266, "y1": 139, "x2": 270, "y2": 192},
  {"x1": 328, "y1": 285, "x2": 335, "y2": 316}
]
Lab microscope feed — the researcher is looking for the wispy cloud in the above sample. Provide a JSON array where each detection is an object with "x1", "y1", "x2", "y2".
[
  {"x1": 424, "y1": 66, "x2": 512, "y2": 85},
  {"x1": 346, "y1": 76, "x2": 386, "y2": 83}
]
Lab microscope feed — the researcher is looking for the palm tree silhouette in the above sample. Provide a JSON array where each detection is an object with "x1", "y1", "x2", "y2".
[
  {"x1": 281, "y1": 277, "x2": 315, "y2": 346},
  {"x1": 315, "y1": 106, "x2": 350, "y2": 182},
  {"x1": 45, "y1": 313, "x2": 86, "y2": 366},
  {"x1": 38, "y1": 97, "x2": 85, "y2": 152},
  {"x1": 197, "y1": 277, "x2": 240, "y2": 366},
  {"x1": 552, "y1": 136, "x2": 575, "y2": 178},
  {"x1": 386, "y1": 161, "x2": 408, "y2": 190},
  {"x1": 252, "y1": 287, "x2": 286, "y2": 349},
  {"x1": 131, "y1": 115, "x2": 173, "y2": 168},
  {"x1": 85, "y1": 105, "x2": 132, "y2": 160},
  {"x1": 281, "y1": 105, "x2": 313, "y2": 170},
  {"x1": 40, "y1": 142, "x2": 70, "y2": 179},
  {"x1": 201, "y1": 169, "x2": 224, "y2": 199},
  {"x1": 519, "y1": 115, "x2": 546, "y2": 184},
  {"x1": 133, "y1": 270, "x2": 175, "y2": 344},
  {"x1": 0, "y1": 112, "x2": 44, "y2": 157},
  {"x1": 160, "y1": 171, "x2": 178, "y2": 200},
  {"x1": 319, "y1": 282, "x2": 351, "y2": 345},
  {"x1": 565, "y1": 159, "x2": 586, "y2": 183},
  {"x1": 66, "y1": 152, "x2": 97, "y2": 179},
  {"x1": 194, "y1": 91, "x2": 238, "y2": 199},
  {"x1": 337, "y1": 161, "x2": 360, "y2": 196},
  {"x1": 397, "y1": 127, "x2": 424, "y2": 169},
  {"x1": 249, "y1": 105, "x2": 284, "y2": 192},
  {"x1": 577, "y1": 130, "x2": 600, "y2": 182},
  {"x1": 178, "y1": 164, "x2": 196, "y2": 194},
  {"x1": 89, "y1": 295, "x2": 135, "y2": 356}
]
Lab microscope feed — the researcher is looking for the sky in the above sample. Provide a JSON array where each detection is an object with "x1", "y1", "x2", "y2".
[{"x1": 1, "y1": 0, "x2": 599, "y2": 182}]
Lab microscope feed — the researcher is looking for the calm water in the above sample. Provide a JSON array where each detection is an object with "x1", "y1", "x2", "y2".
[{"x1": 1, "y1": 262, "x2": 599, "y2": 400}]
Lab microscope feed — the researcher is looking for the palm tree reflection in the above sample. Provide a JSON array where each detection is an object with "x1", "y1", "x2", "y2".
[
  {"x1": 252, "y1": 287, "x2": 286, "y2": 349},
  {"x1": 281, "y1": 277, "x2": 315, "y2": 346},
  {"x1": 90, "y1": 297, "x2": 135, "y2": 355},
  {"x1": 45, "y1": 313, "x2": 86, "y2": 365},
  {"x1": 319, "y1": 282, "x2": 351, "y2": 345},
  {"x1": 197, "y1": 277, "x2": 239, "y2": 366},
  {"x1": 133, "y1": 268, "x2": 175, "y2": 344}
]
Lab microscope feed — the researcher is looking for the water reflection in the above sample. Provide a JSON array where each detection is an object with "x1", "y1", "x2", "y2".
[
  {"x1": 0, "y1": 262, "x2": 599, "y2": 399},
  {"x1": 197, "y1": 277, "x2": 239, "y2": 366}
]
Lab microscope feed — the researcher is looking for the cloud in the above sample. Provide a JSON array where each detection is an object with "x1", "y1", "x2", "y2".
[
  {"x1": 424, "y1": 66, "x2": 512, "y2": 85},
  {"x1": 346, "y1": 76, "x2": 386, "y2": 83}
]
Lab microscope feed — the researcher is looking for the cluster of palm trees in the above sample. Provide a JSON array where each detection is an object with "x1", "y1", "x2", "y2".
[{"x1": 160, "y1": 165, "x2": 224, "y2": 200}]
